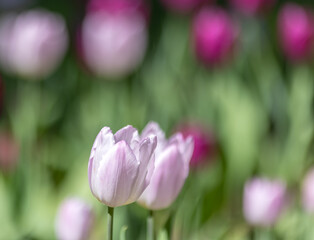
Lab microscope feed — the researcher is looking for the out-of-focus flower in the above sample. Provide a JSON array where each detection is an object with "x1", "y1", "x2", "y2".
[
  {"x1": 230, "y1": 0, "x2": 275, "y2": 16},
  {"x1": 243, "y1": 178, "x2": 286, "y2": 226},
  {"x1": 55, "y1": 198, "x2": 94, "y2": 240},
  {"x1": 161, "y1": 0, "x2": 211, "y2": 14},
  {"x1": 175, "y1": 122, "x2": 215, "y2": 167},
  {"x1": 0, "y1": 9, "x2": 68, "y2": 80},
  {"x1": 88, "y1": 125, "x2": 157, "y2": 207},
  {"x1": 192, "y1": 7, "x2": 237, "y2": 66},
  {"x1": 0, "y1": 132, "x2": 19, "y2": 172},
  {"x1": 302, "y1": 169, "x2": 314, "y2": 213},
  {"x1": 138, "y1": 122, "x2": 193, "y2": 210},
  {"x1": 81, "y1": 0, "x2": 148, "y2": 79},
  {"x1": 278, "y1": 4, "x2": 313, "y2": 62}
]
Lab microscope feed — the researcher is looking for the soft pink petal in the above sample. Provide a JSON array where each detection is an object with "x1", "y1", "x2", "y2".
[{"x1": 114, "y1": 125, "x2": 140, "y2": 151}]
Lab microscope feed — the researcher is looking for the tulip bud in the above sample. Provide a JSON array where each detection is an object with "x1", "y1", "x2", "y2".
[
  {"x1": 175, "y1": 122, "x2": 215, "y2": 167},
  {"x1": 243, "y1": 178, "x2": 286, "y2": 226},
  {"x1": 302, "y1": 169, "x2": 314, "y2": 213},
  {"x1": 192, "y1": 7, "x2": 237, "y2": 66},
  {"x1": 0, "y1": 132, "x2": 19, "y2": 172},
  {"x1": 81, "y1": 1, "x2": 148, "y2": 79},
  {"x1": 230, "y1": 0, "x2": 275, "y2": 16},
  {"x1": 0, "y1": 9, "x2": 68, "y2": 80},
  {"x1": 278, "y1": 4, "x2": 313, "y2": 62},
  {"x1": 88, "y1": 125, "x2": 157, "y2": 207},
  {"x1": 55, "y1": 198, "x2": 94, "y2": 240},
  {"x1": 161, "y1": 0, "x2": 212, "y2": 14},
  {"x1": 137, "y1": 122, "x2": 194, "y2": 210}
]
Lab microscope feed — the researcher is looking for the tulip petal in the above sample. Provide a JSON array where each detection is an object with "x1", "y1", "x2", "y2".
[
  {"x1": 140, "y1": 145, "x2": 186, "y2": 210},
  {"x1": 127, "y1": 136, "x2": 157, "y2": 203},
  {"x1": 114, "y1": 125, "x2": 140, "y2": 151},
  {"x1": 94, "y1": 140, "x2": 139, "y2": 207},
  {"x1": 141, "y1": 122, "x2": 166, "y2": 153},
  {"x1": 89, "y1": 127, "x2": 115, "y2": 192}
]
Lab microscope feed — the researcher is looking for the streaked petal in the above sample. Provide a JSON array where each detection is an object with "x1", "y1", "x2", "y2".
[
  {"x1": 127, "y1": 136, "x2": 157, "y2": 203},
  {"x1": 94, "y1": 140, "x2": 139, "y2": 207},
  {"x1": 114, "y1": 125, "x2": 140, "y2": 151},
  {"x1": 89, "y1": 127, "x2": 115, "y2": 192},
  {"x1": 141, "y1": 122, "x2": 166, "y2": 153}
]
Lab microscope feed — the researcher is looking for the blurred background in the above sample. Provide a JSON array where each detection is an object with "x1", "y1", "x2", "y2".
[{"x1": 0, "y1": 0, "x2": 313, "y2": 239}]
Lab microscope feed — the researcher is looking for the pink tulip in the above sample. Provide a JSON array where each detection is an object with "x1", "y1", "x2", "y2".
[
  {"x1": 0, "y1": 132, "x2": 19, "y2": 172},
  {"x1": 138, "y1": 122, "x2": 193, "y2": 210},
  {"x1": 175, "y1": 122, "x2": 215, "y2": 167},
  {"x1": 161, "y1": 0, "x2": 211, "y2": 14},
  {"x1": 192, "y1": 7, "x2": 237, "y2": 66},
  {"x1": 81, "y1": 1, "x2": 148, "y2": 78},
  {"x1": 278, "y1": 4, "x2": 313, "y2": 62},
  {"x1": 88, "y1": 125, "x2": 157, "y2": 207},
  {"x1": 230, "y1": 0, "x2": 275, "y2": 16},
  {"x1": 302, "y1": 169, "x2": 314, "y2": 213},
  {"x1": 55, "y1": 198, "x2": 94, "y2": 240},
  {"x1": 243, "y1": 178, "x2": 286, "y2": 226},
  {"x1": 0, "y1": 9, "x2": 68, "y2": 80}
]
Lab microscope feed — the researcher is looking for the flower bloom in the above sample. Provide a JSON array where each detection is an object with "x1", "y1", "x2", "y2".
[
  {"x1": 243, "y1": 178, "x2": 286, "y2": 226},
  {"x1": 55, "y1": 198, "x2": 94, "y2": 240},
  {"x1": 302, "y1": 168, "x2": 314, "y2": 213},
  {"x1": 175, "y1": 122, "x2": 215, "y2": 167},
  {"x1": 230, "y1": 0, "x2": 275, "y2": 16},
  {"x1": 81, "y1": 0, "x2": 148, "y2": 78},
  {"x1": 192, "y1": 7, "x2": 237, "y2": 66},
  {"x1": 137, "y1": 122, "x2": 193, "y2": 210},
  {"x1": 0, "y1": 9, "x2": 68, "y2": 80},
  {"x1": 88, "y1": 125, "x2": 157, "y2": 207},
  {"x1": 278, "y1": 4, "x2": 313, "y2": 62},
  {"x1": 161, "y1": 0, "x2": 212, "y2": 14}
]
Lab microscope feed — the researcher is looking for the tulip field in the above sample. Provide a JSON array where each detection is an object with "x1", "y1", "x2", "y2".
[{"x1": 0, "y1": 0, "x2": 314, "y2": 239}]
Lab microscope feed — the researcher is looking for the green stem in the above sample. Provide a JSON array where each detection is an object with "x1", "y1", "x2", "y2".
[
  {"x1": 107, "y1": 207, "x2": 114, "y2": 240},
  {"x1": 147, "y1": 210, "x2": 154, "y2": 240}
]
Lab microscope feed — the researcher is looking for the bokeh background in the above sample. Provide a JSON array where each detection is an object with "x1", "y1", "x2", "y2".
[{"x1": 0, "y1": 0, "x2": 314, "y2": 239}]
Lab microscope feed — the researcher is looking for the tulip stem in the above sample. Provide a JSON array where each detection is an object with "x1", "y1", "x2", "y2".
[
  {"x1": 147, "y1": 210, "x2": 154, "y2": 240},
  {"x1": 107, "y1": 207, "x2": 114, "y2": 240}
]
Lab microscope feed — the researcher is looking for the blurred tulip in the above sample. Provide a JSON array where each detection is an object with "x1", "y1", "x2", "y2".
[
  {"x1": 0, "y1": 132, "x2": 19, "y2": 172},
  {"x1": 243, "y1": 178, "x2": 286, "y2": 226},
  {"x1": 230, "y1": 0, "x2": 275, "y2": 16},
  {"x1": 175, "y1": 122, "x2": 215, "y2": 167},
  {"x1": 0, "y1": 9, "x2": 68, "y2": 80},
  {"x1": 55, "y1": 198, "x2": 94, "y2": 240},
  {"x1": 81, "y1": 3, "x2": 148, "y2": 78},
  {"x1": 192, "y1": 7, "x2": 237, "y2": 66},
  {"x1": 278, "y1": 4, "x2": 313, "y2": 62},
  {"x1": 88, "y1": 125, "x2": 157, "y2": 207},
  {"x1": 161, "y1": 0, "x2": 211, "y2": 14},
  {"x1": 138, "y1": 122, "x2": 193, "y2": 210},
  {"x1": 302, "y1": 169, "x2": 314, "y2": 213}
]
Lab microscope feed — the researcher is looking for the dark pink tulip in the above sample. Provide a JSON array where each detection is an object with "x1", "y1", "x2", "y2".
[
  {"x1": 175, "y1": 123, "x2": 215, "y2": 167},
  {"x1": 230, "y1": 0, "x2": 275, "y2": 16},
  {"x1": 192, "y1": 7, "x2": 237, "y2": 66},
  {"x1": 0, "y1": 132, "x2": 19, "y2": 172},
  {"x1": 161, "y1": 0, "x2": 211, "y2": 14},
  {"x1": 278, "y1": 4, "x2": 313, "y2": 62}
]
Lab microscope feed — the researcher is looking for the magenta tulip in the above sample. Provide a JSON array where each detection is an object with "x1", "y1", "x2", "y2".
[
  {"x1": 192, "y1": 7, "x2": 237, "y2": 66},
  {"x1": 243, "y1": 178, "x2": 286, "y2": 226},
  {"x1": 88, "y1": 125, "x2": 157, "y2": 207},
  {"x1": 137, "y1": 122, "x2": 193, "y2": 210},
  {"x1": 0, "y1": 9, "x2": 68, "y2": 80},
  {"x1": 175, "y1": 123, "x2": 215, "y2": 167},
  {"x1": 55, "y1": 198, "x2": 94, "y2": 240},
  {"x1": 278, "y1": 4, "x2": 313, "y2": 62}
]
